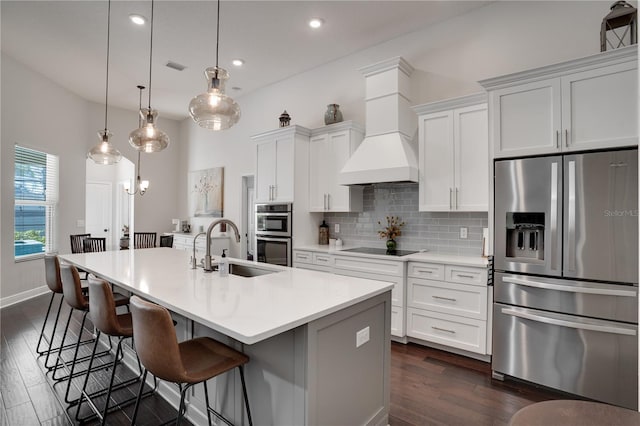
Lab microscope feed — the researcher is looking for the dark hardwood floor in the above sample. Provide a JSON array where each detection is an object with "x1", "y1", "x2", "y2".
[{"x1": 2, "y1": 293, "x2": 569, "y2": 425}]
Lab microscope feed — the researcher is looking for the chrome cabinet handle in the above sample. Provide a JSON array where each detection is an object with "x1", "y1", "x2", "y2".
[
  {"x1": 432, "y1": 295, "x2": 457, "y2": 302},
  {"x1": 416, "y1": 269, "x2": 434, "y2": 274},
  {"x1": 327, "y1": 193, "x2": 330, "y2": 210},
  {"x1": 456, "y1": 274, "x2": 476, "y2": 279},
  {"x1": 432, "y1": 326, "x2": 456, "y2": 334},
  {"x1": 449, "y1": 188, "x2": 453, "y2": 210},
  {"x1": 565, "y1": 129, "x2": 569, "y2": 148},
  {"x1": 323, "y1": 194, "x2": 327, "y2": 210},
  {"x1": 455, "y1": 188, "x2": 459, "y2": 210},
  {"x1": 556, "y1": 130, "x2": 560, "y2": 148}
]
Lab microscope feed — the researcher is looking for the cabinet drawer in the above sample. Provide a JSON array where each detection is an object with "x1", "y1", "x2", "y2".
[
  {"x1": 333, "y1": 268, "x2": 404, "y2": 307},
  {"x1": 407, "y1": 278, "x2": 487, "y2": 320},
  {"x1": 313, "y1": 252, "x2": 333, "y2": 267},
  {"x1": 333, "y1": 256, "x2": 403, "y2": 276},
  {"x1": 391, "y1": 306, "x2": 405, "y2": 338},
  {"x1": 293, "y1": 250, "x2": 313, "y2": 264},
  {"x1": 407, "y1": 308, "x2": 487, "y2": 354},
  {"x1": 408, "y1": 262, "x2": 445, "y2": 280},
  {"x1": 445, "y1": 265, "x2": 487, "y2": 286}
]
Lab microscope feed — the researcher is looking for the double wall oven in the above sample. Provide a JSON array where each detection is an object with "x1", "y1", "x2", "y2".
[
  {"x1": 493, "y1": 149, "x2": 638, "y2": 410},
  {"x1": 255, "y1": 203, "x2": 292, "y2": 267}
]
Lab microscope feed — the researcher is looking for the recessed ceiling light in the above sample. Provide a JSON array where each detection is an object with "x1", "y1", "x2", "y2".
[
  {"x1": 309, "y1": 18, "x2": 324, "y2": 29},
  {"x1": 129, "y1": 14, "x2": 147, "y2": 25},
  {"x1": 232, "y1": 59, "x2": 245, "y2": 67}
]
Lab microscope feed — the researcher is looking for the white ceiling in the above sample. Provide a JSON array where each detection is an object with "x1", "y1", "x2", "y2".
[{"x1": 1, "y1": 1, "x2": 490, "y2": 120}]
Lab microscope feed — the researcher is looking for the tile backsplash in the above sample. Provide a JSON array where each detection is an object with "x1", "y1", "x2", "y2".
[{"x1": 323, "y1": 183, "x2": 488, "y2": 256}]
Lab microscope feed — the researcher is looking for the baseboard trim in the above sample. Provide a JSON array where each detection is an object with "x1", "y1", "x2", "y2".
[{"x1": 0, "y1": 285, "x2": 49, "y2": 309}]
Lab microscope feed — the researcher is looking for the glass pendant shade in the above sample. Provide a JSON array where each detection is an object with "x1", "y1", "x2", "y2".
[
  {"x1": 189, "y1": 67, "x2": 241, "y2": 130},
  {"x1": 88, "y1": 130, "x2": 122, "y2": 165},
  {"x1": 128, "y1": 108, "x2": 170, "y2": 153}
]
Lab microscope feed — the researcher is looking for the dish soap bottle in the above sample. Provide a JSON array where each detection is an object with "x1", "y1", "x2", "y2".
[{"x1": 218, "y1": 249, "x2": 229, "y2": 277}]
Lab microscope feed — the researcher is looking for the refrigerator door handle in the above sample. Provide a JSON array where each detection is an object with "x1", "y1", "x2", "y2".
[
  {"x1": 567, "y1": 160, "x2": 576, "y2": 272},
  {"x1": 502, "y1": 276, "x2": 638, "y2": 297},
  {"x1": 501, "y1": 307, "x2": 637, "y2": 336},
  {"x1": 550, "y1": 161, "x2": 559, "y2": 272}
]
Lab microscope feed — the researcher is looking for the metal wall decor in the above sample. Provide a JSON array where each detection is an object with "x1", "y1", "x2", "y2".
[{"x1": 601, "y1": 1, "x2": 637, "y2": 51}]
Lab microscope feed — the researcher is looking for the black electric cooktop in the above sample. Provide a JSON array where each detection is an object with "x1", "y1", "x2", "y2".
[{"x1": 341, "y1": 247, "x2": 419, "y2": 257}]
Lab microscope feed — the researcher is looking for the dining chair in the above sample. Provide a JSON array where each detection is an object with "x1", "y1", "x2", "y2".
[
  {"x1": 130, "y1": 296, "x2": 253, "y2": 426},
  {"x1": 159, "y1": 234, "x2": 174, "y2": 248},
  {"x1": 134, "y1": 232, "x2": 157, "y2": 249},
  {"x1": 83, "y1": 237, "x2": 106, "y2": 253},
  {"x1": 70, "y1": 233, "x2": 91, "y2": 279}
]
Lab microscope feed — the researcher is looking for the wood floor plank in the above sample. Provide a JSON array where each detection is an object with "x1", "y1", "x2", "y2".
[
  {"x1": 0, "y1": 351, "x2": 32, "y2": 409},
  {"x1": 25, "y1": 382, "x2": 65, "y2": 423},
  {"x1": 3, "y1": 401, "x2": 39, "y2": 426}
]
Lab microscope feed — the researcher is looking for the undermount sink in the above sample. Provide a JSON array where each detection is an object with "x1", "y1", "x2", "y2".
[{"x1": 228, "y1": 263, "x2": 277, "y2": 277}]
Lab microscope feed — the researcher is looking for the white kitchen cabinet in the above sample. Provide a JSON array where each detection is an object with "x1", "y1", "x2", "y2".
[
  {"x1": 481, "y1": 46, "x2": 637, "y2": 158},
  {"x1": 253, "y1": 126, "x2": 310, "y2": 203},
  {"x1": 333, "y1": 254, "x2": 406, "y2": 338},
  {"x1": 309, "y1": 121, "x2": 364, "y2": 212},
  {"x1": 292, "y1": 249, "x2": 333, "y2": 273},
  {"x1": 406, "y1": 260, "x2": 489, "y2": 355},
  {"x1": 413, "y1": 94, "x2": 488, "y2": 211},
  {"x1": 170, "y1": 233, "x2": 230, "y2": 263}
]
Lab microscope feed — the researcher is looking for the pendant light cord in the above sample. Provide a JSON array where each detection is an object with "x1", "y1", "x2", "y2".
[
  {"x1": 104, "y1": 0, "x2": 111, "y2": 132},
  {"x1": 215, "y1": 0, "x2": 220, "y2": 69},
  {"x1": 147, "y1": 0, "x2": 154, "y2": 109}
]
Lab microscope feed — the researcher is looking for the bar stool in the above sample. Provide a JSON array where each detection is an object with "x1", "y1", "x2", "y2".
[
  {"x1": 75, "y1": 277, "x2": 150, "y2": 425},
  {"x1": 54, "y1": 264, "x2": 129, "y2": 404},
  {"x1": 37, "y1": 255, "x2": 70, "y2": 363},
  {"x1": 129, "y1": 296, "x2": 253, "y2": 426}
]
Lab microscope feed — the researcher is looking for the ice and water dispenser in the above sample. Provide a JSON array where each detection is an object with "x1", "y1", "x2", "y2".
[{"x1": 505, "y1": 212, "x2": 545, "y2": 261}]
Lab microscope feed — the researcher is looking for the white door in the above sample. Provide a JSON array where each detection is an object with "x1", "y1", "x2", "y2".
[
  {"x1": 309, "y1": 134, "x2": 329, "y2": 211},
  {"x1": 455, "y1": 104, "x2": 488, "y2": 211},
  {"x1": 86, "y1": 181, "x2": 113, "y2": 248},
  {"x1": 326, "y1": 130, "x2": 350, "y2": 211},
  {"x1": 419, "y1": 110, "x2": 454, "y2": 211},
  {"x1": 255, "y1": 140, "x2": 276, "y2": 202},
  {"x1": 274, "y1": 137, "x2": 294, "y2": 202}
]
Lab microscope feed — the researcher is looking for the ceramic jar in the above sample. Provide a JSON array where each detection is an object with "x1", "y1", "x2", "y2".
[{"x1": 324, "y1": 104, "x2": 343, "y2": 125}]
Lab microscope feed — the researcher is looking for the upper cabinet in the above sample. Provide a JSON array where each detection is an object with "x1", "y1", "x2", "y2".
[
  {"x1": 252, "y1": 126, "x2": 310, "y2": 203},
  {"x1": 413, "y1": 93, "x2": 488, "y2": 212},
  {"x1": 309, "y1": 121, "x2": 364, "y2": 212},
  {"x1": 480, "y1": 46, "x2": 638, "y2": 158}
]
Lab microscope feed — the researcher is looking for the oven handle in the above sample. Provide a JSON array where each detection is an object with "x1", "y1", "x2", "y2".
[
  {"x1": 256, "y1": 236, "x2": 291, "y2": 243},
  {"x1": 501, "y1": 307, "x2": 637, "y2": 336},
  {"x1": 502, "y1": 276, "x2": 637, "y2": 297},
  {"x1": 256, "y1": 212, "x2": 290, "y2": 217}
]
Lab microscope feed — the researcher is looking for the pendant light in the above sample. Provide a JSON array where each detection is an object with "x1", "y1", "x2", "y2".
[
  {"x1": 129, "y1": 0, "x2": 169, "y2": 153},
  {"x1": 125, "y1": 86, "x2": 150, "y2": 195},
  {"x1": 88, "y1": 0, "x2": 122, "y2": 165},
  {"x1": 188, "y1": 0, "x2": 241, "y2": 130}
]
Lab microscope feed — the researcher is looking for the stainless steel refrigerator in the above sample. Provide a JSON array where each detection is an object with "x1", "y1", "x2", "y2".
[{"x1": 492, "y1": 148, "x2": 638, "y2": 410}]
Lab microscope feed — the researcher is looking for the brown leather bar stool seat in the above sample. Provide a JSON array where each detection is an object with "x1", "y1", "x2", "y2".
[
  {"x1": 509, "y1": 400, "x2": 640, "y2": 426},
  {"x1": 54, "y1": 264, "x2": 129, "y2": 405},
  {"x1": 130, "y1": 295, "x2": 253, "y2": 426},
  {"x1": 75, "y1": 277, "x2": 149, "y2": 425}
]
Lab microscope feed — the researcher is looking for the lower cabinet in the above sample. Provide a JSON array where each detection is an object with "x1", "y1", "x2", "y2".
[
  {"x1": 292, "y1": 249, "x2": 333, "y2": 272},
  {"x1": 407, "y1": 261, "x2": 489, "y2": 355}
]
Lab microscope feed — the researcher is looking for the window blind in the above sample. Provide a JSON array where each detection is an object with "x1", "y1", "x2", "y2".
[{"x1": 14, "y1": 145, "x2": 59, "y2": 256}]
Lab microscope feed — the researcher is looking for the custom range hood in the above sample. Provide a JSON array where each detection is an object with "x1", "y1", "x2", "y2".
[{"x1": 339, "y1": 57, "x2": 418, "y2": 185}]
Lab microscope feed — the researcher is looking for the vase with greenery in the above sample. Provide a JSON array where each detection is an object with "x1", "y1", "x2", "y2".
[{"x1": 377, "y1": 216, "x2": 405, "y2": 253}]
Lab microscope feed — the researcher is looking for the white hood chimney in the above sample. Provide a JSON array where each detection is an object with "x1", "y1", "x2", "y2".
[{"x1": 339, "y1": 57, "x2": 418, "y2": 185}]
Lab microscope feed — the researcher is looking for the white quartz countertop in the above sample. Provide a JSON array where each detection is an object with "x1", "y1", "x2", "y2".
[
  {"x1": 295, "y1": 244, "x2": 488, "y2": 267},
  {"x1": 59, "y1": 248, "x2": 393, "y2": 345}
]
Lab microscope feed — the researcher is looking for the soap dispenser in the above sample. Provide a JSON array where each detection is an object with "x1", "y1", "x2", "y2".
[{"x1": 218, "y1": 249, "x2": 229, "y2": 277}]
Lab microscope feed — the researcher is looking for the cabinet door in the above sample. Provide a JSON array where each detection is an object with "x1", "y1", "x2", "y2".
[
  {"x1": 256, "y1": 140, "x2": 276, "y2": 202},
  {"x1": 419, "y1": 110, "x2": 455, "y2": 211},
  {"x1": 562, "y1": 61, "x2": 638, "y2": 152},
  {"x1": 274, "y1": 137, "x2": 294, "y2": 202},
  {"x1": 454, "y1": 104, "x2": 488, "y2": 211},
  {"x1": 309, "y1": 134, "x2": 329, "y2": 211},
  {"x1": 492, "y1": 78, "x2": 562, "y2": 158},
  {"x1": 326, "y1": 130, "x2": 354, "y2": 211}
]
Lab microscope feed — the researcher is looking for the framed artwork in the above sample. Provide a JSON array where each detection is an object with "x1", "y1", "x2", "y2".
[{"x1": 189, "y1": 167, "x2": 224, "y2": 217}]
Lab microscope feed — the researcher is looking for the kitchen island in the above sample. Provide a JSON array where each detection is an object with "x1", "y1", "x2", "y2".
[{"x1": 59, "y1": 248, "x2": 392, "y2": 426}]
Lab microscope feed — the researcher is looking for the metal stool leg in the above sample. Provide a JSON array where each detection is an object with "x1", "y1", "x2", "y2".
[
  {"x1": 203, "y1": 380, "x2": 213, "y2": 426},
  {"x1": 50, "y1": 306, "x2": 74, "y2": 377},
  {"x1": 176, "y1": 384, "x2": 192, "y2": 425},
  {"x1": 131, "y1": 368, "x2": 148, "y2": 426},
  {"x1": 36, "y1": 292, "x2": 57, "y2": 355},
  {"x1": 75, "y1": 330, "x2": 102, "y2": 421},
  {"x1": 239, "y1": 366, "x2": 253, "y2": 426}
]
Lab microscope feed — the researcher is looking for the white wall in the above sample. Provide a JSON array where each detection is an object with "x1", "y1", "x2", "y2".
[
  {"x1": 1, "y1": 53, "x2": 181, "y2": 302},
  {"x1": 177, "y1": 1, "x2": 612, "y2": 257}
]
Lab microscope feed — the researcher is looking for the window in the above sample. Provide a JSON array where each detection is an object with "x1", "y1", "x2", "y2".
[{"x1": 14, "y1": 145, "x2": 59, "y2": 259}]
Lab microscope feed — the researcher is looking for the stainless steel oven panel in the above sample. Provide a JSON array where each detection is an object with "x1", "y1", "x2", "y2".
[
  {"x1": 256, "y1": 236, "x2": 291, "y2": 267},
  {"x1": 255, "y1": 210, "x2": 292, "y2": 237},
  {"x1": 493, "y1": 303, "x2": 638, "y2": 410},
  {"x1": 494, "y1": 272, "x2": 638, "y2": 323},
  {"x1": 494, "y1": 156, "x2": 562, "y2": 276}
]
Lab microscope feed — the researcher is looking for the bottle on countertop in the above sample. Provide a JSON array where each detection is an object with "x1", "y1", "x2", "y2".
[
  {"x1": 218, "y1": 249, "x2": 229, "y2": 277},
  {"x1": 319, "y1": 220, "x2": 329, "y2": 245}
]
